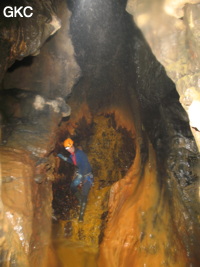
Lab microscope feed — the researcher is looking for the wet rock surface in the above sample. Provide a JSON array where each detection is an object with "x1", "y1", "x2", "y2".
[
  {"x1": 127, "y1": 0, "x2": 200, "y2": 150},
  {"x1": 0, "y1": 147, "x2": 53, "y2": 266},
  {"x1": 0, "y1": 1, "x2": 78, "y2": 266}
]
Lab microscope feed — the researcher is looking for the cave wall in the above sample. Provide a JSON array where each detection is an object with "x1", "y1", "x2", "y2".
[
  {"x1": 0, "y1": 0, "x2": 61, "y2": 83},
  {"x1": 2, "y1": 2, "x2": 80, "y2": 98},
  {"x1": 1, "y1": 147, "x2": 52, "y2": 266},
  {"x1": 127, "y1": 0, "x2": 200, "y2": 150},
  {"x1": 98, "y1": 143, "x2": 192, "y2": 267},
  {"x1": 0, "y1": 1, "x2": 79, "y2": 266}
]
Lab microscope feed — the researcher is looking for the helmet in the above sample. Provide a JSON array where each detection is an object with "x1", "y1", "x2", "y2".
[{"x1": 63, "y1": 138, "x2": 74, "y2": 149}]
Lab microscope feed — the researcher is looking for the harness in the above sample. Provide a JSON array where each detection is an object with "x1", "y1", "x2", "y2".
[
  {"x1": 83, "y1": 172, "x2": 93, "y2": 185},
  {"x1": 83, "y1": 172, "x2": 92, "y2": 178},
  {"x1": 74, "y1": 172, "x2": 93, "y2": 187},
  {"x1": 71, "y1": 151, "x2": 93, "y2": 186}
]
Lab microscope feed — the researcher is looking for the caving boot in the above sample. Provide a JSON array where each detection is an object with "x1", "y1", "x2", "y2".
[{"x1": 78, "y1": 202, "x2": 86, "y2": 222}]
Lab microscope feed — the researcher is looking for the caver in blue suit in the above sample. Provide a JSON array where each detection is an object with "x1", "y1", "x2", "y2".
[{"x1": 57, "y1": 148, "x2": 94, "y2": 222}]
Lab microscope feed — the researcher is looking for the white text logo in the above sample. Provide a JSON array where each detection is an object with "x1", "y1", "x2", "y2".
[{"x1": 3, "y1": 6, "x2": 33, "y2": 18}]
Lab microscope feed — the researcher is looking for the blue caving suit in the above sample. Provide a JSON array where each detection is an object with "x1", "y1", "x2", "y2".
[{"x1": 58, "y1": 148, "x2": 93, "y2": 221}]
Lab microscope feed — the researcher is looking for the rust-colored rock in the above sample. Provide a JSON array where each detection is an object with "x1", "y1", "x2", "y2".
[
  {"x1": 98, "y1": 143, "x2": 198, "y2": 266},
  {"x1": 0, "y1": 147, "x2": 52, "y2": 266}
]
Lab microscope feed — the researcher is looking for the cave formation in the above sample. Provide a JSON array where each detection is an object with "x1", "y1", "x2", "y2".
[{"x1": 0, "y1": 1, "x2": 200, "y2": 267}]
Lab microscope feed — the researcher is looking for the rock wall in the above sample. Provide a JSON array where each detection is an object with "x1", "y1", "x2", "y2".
[
  {"x1": 127, "y1": 0, "x2": 200, "y2": 150},
  {"x1": 0, "y1": 1, "x2": 79, "y2": 266},
  {"x1": 0, "y1": 0, "x2": 61, "y2": 83},
  {"x1": 98, "y1": 143, "x2": 191, "y2": 266},
  {"x1": 2, "y1": 2, "x2": 80, "y2": 98},
  {"x1": 1, "y1": 147, "x2": 52, "y2": 266}
]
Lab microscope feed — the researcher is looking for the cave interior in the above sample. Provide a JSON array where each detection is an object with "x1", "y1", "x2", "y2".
[{"x1": 0, "y1": 0, "x2": 200, "y2": 267}]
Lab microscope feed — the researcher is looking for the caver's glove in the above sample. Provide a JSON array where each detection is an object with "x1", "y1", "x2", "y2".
[{"x1": 57, "y1": 153, "x2": 67, "y2": 161}]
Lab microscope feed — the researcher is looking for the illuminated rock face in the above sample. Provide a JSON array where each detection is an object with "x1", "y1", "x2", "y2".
[
  {"x1": 127, "y1": 0, "x2": 200, "y2": 150},
  {"x1": 1, "y1": 147, "x2": 52, "y2": 267},
  {"x1": 98, "y1": 137, "x2": 199, "y2": 267},
  {"x1": 0, "y1": 0, "x2": 200, "y2": 266}
]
